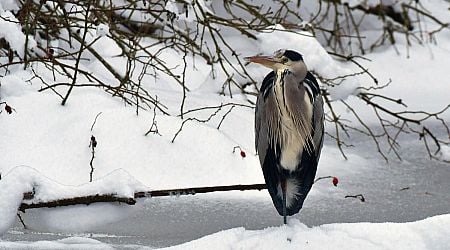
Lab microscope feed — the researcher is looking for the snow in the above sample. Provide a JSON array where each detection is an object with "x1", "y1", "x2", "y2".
[
  {"x1": 1, "y1": 0, "x2": 450, "y2": 248},
  {"x1": 0, "y1": 0, "x2": 19, "y2": 12},
  {"x1": 0, "y1": 166, "x2": 146, "y2": 235},
  {"x1": 166, "y1": 215, "x2": 450, "y2": 250},
  {"x1": 438, "y1": 145, "x2": 450, "y2": 162},
  {"x1": 1, "y1": 215, "x2": 449, "y2": 249},
  {"x1": 96, "y1": 24, "x2": 110, "y2": 37},
  {"x1": 0, "y1": 10, "x2": 37, "y2": 57},
  {"x1": 0, "y1": 236, "x2": 113, "y2": 249}
]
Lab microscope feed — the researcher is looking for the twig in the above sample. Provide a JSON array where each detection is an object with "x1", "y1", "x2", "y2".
[
  {"x1": 61, "y1": 2, "x2": 92, "y2": 106},
  {"x1": 144, "y1": 103, "x2": 161, "y2": 136},
  {"x1": 322, "y1": 93, "x2": 348, "y2": 160},
  {"x1": 171, "y1": 105, "x2": 223, "y2": 143},
  {"x1": 345, "y1": 194, "x2": 366, "y2": 202},
  {"x1": 180, "y1": 103, "x2": 254, "y2": 117},
  {"x1": 88, "y1": 135, "x2": 97, "y2": 182},
  {"x1": 217, "y1": 105, "x2": 235, "y2": 129},
  {"x1": 17, "y1": 213, "x2": 27, "y2": 229},
  {"x1": 90, "y1": 112, "x2": 103, "y2": 131},
  {"x1": 180, "y1": 47, "x2": 188, "y2": 119},
  {"x1": 314, "y1": 176, "x2": 334, "y2": 183}
]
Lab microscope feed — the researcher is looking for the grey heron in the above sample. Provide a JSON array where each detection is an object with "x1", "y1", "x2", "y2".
[{"x1": 245, "y1": 49, "x2": 324, "y2": 224}]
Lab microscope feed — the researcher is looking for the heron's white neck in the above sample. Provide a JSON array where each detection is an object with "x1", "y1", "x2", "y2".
[
  {"x1": 274, "y1": 61, "x2": 307, "y2": 82},
  {"x1": 271, "y1": 62, "x2": 312, "y2": 172}
]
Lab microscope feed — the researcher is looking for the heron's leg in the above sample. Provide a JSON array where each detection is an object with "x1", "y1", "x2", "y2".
[{"x1": 281, "y1": 178, "x2": 287, "y2": 224}]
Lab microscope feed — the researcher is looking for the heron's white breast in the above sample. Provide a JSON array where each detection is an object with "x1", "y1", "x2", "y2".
[{"x1": 273, "y1": 76, "x2": 312, "y2": 171}]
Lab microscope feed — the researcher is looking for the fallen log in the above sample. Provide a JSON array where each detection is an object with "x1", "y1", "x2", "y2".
[
  {"x1": 19, "y1": 195, "x2": 136, "y2": 212},
  {"x1": 19, "y1": 183, "x2": 267, "y2": 212}
]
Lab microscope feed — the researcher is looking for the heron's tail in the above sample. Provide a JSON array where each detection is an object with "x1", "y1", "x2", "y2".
[{"x1": 262, "y1": 148, "x2": 318, "y2": 216}]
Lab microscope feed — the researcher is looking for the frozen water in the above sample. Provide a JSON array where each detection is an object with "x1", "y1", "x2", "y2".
[{"x1": 2, "y1": 130, "x2": 449, "y2": 248}]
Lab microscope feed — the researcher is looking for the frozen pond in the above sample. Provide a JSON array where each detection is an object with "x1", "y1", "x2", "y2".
[{"x1": 3, "y1": 131, "x2": 450, "y2": 248}]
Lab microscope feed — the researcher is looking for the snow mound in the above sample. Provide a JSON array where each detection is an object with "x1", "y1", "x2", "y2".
[
  {"x1": 166, "y1": 215, "x2": 450, "y2": 250},
  {"x1": 0, "y1": 236, "x2": 113, "y2": 249},
  {"x1": 0, "y1": 166, "x2": 147, "y2": 235}
]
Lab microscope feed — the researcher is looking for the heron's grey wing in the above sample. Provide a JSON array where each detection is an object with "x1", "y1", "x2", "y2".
[
  {"x1": 312, "y1": 95, "x2": 325, "y2": 159},
  {"x1": 304, "y1": 72, "x2": 324, "y2": 159},
  {"x1": 255, "y1": 71, "x2": 275, "y2": 164}
]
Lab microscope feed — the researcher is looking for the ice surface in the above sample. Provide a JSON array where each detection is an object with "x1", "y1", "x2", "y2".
[{"x1": 27, "y1": 203, "x2": 138, "y2": 233}]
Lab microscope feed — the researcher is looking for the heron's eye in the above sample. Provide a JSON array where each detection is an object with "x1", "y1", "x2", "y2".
[{"x1": 281, "y1": 57, "x2": 288, "y2": 64}]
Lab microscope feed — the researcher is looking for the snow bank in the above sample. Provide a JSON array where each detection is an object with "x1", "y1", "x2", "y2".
[
  {"x1": 0, "y1": 166, "x2": 146, "y2": 235},
  {"x1": 1, "y1": 215, "x2": 449, "y2": 249},
  {"x1": 0, "y1": 236, "x2": 113, "y2": 249},
  {"x1": 0, "y1": 85, "x2": 262, "y2": 189},
  {"x1": 166, "y1": 215, "x2": 450, "y2": 250},
  {"x1": 0, "y1": 167, "x2": 35, "y2": 236}
]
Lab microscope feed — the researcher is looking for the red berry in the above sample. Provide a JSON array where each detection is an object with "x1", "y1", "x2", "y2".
[
  {"x1": 240, "y1": 150, "x2": 246, "y2": 158},
  {"x1": 332, "y1": 177, "x2": 339, "y2": 186}
]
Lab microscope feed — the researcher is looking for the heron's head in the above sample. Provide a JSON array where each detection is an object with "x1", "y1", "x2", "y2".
[{"x1": 245, "y1": 49, "x2": 305, "y2": 72}]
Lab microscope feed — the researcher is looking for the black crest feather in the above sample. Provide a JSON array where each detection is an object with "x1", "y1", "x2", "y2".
[{"x1": 283, "y1": 50, "x2": 303, "y2": 61}]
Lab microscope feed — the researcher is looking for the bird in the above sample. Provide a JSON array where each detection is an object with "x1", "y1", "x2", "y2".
[{"x1": 245, "y1": 49, "x2": 324, "y2": 224}]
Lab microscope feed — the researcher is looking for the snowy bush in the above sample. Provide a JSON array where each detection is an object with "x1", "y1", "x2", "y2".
[{"x1": 1, "y1": 0, "x2": 448, "y2": 160}]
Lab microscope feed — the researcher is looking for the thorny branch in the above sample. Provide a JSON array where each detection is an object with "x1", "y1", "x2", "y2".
[
  {"x1": 145, "y1": 98, "x2": 162, "y2": 136},
  {"x1": 171, "y1": 103, "x2": 225, "y2": 143},
  {"x1": 89, "y1": 135, "x2": 97, "y2": 182}
]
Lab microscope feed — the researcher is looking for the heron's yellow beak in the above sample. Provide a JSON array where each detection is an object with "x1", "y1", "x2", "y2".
[{"x1": 244, "y1": 55, "x2": 277, "y2": 68}]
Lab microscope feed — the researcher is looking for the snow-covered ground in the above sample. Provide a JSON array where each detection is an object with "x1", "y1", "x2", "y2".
[
  {"x1": 1, "y1": 0, "x2": 450, "y2": 249},
  {"x1": 2, "y1": 214, "x2": 450, "y2": 249}
]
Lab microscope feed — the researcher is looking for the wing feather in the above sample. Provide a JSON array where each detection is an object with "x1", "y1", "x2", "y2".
[{"x1": 255, "y1": 71, "x2": 275, "y2": 163}]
